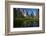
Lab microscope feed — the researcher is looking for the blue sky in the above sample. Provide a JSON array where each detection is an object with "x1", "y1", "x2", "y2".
[{"x1": 20, "y1": 8, "x2": 39, "y2": 16}]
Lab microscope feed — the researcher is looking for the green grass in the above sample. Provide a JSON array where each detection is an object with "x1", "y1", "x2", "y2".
[
  {"x1": 15, "y1": 16, "x2": 39, "y2": 21},
  {"x1": 14, "y1": 16, "x2": 39, "y2": 27}
]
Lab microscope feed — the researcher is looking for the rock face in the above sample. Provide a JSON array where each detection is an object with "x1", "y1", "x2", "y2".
[{"x1": 14, "y1": 8, "x2": 38, "y2": 17}]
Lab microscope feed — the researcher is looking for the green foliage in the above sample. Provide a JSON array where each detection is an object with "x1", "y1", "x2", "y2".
[{"x1": 15, "y1": 16, "x2": 39, "y2": 25}]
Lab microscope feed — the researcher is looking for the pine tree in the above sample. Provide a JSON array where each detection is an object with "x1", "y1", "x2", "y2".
[{"x1": 31, "y1": 11, "x2": 34, "y2": 18}]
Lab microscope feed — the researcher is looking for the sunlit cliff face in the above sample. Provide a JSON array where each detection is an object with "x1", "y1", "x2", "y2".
[
  {"x1": 33, "y1": 11, "x2": 36, "y2": 16},
  {"x1": 23, "y1": 10, "x2": 27, "y2": 16},
  {"x1": 16, "y1": 8, "x2": 38, "y2": 17},
  {"x1": 20, "y1": 9, "x2": 27, "y2": 17}
]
